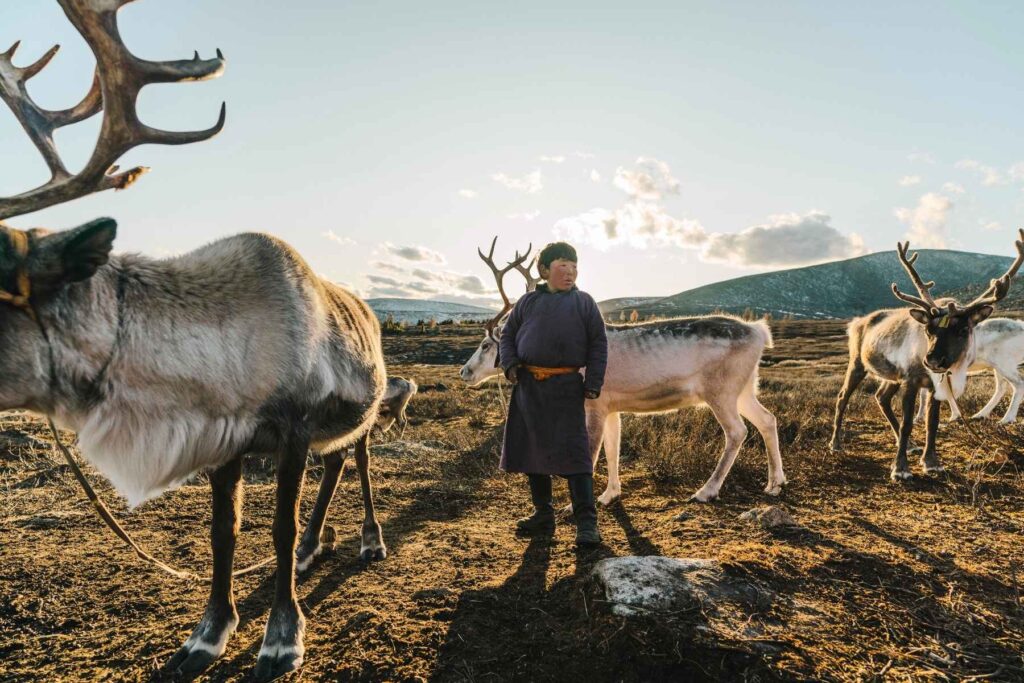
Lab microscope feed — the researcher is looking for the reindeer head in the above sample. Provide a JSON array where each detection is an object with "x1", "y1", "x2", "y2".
[
  {"x1": 459, "y1": 237, "x2": 538, "y2": 385},
  {"x1": 0, "y1": 218, "x2": 117, "y2": 409},
  {"x1": 891, "y1": 231, "x2": 1024, "y2": 374}
]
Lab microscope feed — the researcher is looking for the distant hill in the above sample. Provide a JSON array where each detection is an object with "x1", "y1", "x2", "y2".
[
  {"x1": 367, "y1": 298, "x2": 496, "y2": 324},
  {"x1": 597, "y1": 297, "x2": 662, "y2": 316},
  {"x1": 602, "y1": 250, "x2": 1021, "y2": 320}
]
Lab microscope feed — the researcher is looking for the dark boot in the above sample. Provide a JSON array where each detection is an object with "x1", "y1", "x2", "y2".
[
  {"x1": 515, "y1": 474, "x2": 555, "y2": 536},
  {"x1": 567, "y1": 474, "x2": 601, "y2": 546}
]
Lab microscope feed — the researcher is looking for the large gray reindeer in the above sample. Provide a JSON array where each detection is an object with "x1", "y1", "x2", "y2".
[
  {"x1": 461, "y1": 239, "x2": 785, "y2": 504},
  {"x1": 830, "y1": 233, "x2": 1024, "y2": 480},
  {"x1": 0, "y1": 2, "x2": 384, "y2": 680}
]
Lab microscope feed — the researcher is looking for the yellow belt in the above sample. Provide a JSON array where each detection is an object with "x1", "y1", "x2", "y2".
[{"x1": 523, "y1": 365, "x2": 580, "y2": 381}]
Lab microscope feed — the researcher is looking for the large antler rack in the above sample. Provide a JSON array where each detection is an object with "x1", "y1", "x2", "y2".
[
  {"x1": 478, "y1": 236, "x2": 531, "y2": 335},
  {"x1": 891, "y1": 241, "x2": 940, "y2": 314},
  {"x1": 958, "y1": 228, "x2": 1024, "y2": 313},
  {"x1": 0, "y1": 0, "x2": 226, "y2": 220}
]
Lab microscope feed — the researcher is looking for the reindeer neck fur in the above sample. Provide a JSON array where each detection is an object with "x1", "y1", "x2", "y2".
[
  {"x1": 855, "y1": 307, "x2": 974, "y2": 400},
  {"x1": 40, "y1": 233, "x2": 383, "y2": 508}
]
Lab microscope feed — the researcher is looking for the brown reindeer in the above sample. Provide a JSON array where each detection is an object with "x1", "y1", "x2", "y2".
[
  {"x1": 0, "y1": 2, "x2": 386, "y2": 680},
  {"x1": 830, "y1": 233, "x2": 1024, "y2": 480}
]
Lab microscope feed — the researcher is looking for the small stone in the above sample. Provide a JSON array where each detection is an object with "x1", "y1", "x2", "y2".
[
  {"x1": 739, "y1": 505, "x2": 796, "y2": 528},
  {"x1": 672, "y1": 512, "x2": 693, "y2": 522}
]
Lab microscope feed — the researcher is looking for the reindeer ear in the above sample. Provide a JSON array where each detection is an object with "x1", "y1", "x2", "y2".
[
  {"x1": 29, "y1": 218, "x2": 117, "y2": 293},
  {"x1": 908, "y1": 309, "x2": 931, "y2": 325},
  {"x1": 969, "y1": 305, "x2": 994, "y2": 325}
]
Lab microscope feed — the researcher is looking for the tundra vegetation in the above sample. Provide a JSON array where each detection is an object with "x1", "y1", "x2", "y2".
[{"x1": 1, "y1": 319, "x2": 1022, "y2": 681}]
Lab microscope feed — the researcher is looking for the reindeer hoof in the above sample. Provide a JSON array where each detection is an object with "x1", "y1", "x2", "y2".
[
  {"x1": 168, "y1": 648, "x2": 218, "y2": 678},
  {"x1": 254, "y1": 650, "x2": 303, "y2": 683},
  {"x1": 597, "y1": 491, "x2": 621, "y2": 506},
  {"x1": 828, "y1": 441, "x2": 843, "y2": 454},
  {"x1": 764, "y1": 482, "x2": 785, "y2": 496},
  {"x1": 890, "y1": 469, "x2": 913, "y2": 481},
  {"x1": 922, "y1": 463, "x2": 946, "y2": 474},
  {"x1": 689, "y1": 489, "x2": 719, "y2": 503},
  {"x1": 907, "y1": 446, "x2": 924, "y2": 455}
]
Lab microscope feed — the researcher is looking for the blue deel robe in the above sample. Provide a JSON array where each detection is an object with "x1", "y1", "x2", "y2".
[{"x1": 498, "y1": 284, "x2": 608, "y2": 476}]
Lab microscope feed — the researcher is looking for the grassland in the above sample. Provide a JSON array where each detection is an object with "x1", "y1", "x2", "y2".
[{"x1": 0, "y1": 320, "x2": 1022, "y2": 681}]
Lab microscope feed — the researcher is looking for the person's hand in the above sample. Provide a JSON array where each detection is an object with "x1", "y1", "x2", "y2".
[
  {"x1": 584, "y1": 389, "x2": 600, "y2": 400},
  {"x1": 505, "y1": 365, "x2": 519, "y2": 384}
]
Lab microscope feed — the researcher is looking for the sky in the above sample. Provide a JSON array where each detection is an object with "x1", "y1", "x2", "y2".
[{"x1": 2, "y1": 1, "x2": 1023, "y2": 308}]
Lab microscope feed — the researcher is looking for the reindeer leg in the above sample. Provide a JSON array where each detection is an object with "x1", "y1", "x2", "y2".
[
  {"x1": 914, "y1": 388, "x2": 927, "y2": 423},
  {"x1": 874, "y1": 381, "x2": 901, "y2": 445},
  {"x1": 890, "y1": 383, "x2": 915, "y2": 481},
  {"x1": 254, "y1": 439, "x2": 308, "y2": 682},
  {"x1": 999, "y1": 368, "x2": 1024, "y2": 423},
  {"x1": 921, "y1": 394, "x2": 945, "y2": 473},
  {"x1": 691, "y1": 396, "x2": 748, "y2": 503},
  {"x1": 167, "y1": 455, "x2": 243, "y2": 676},
  {"x1": 597, "y1": 412, "x2": 622, "y2": 506},
  {"x1": 973, "y1": 368, "x2": 1006, "y2": 420},
  {"x1": 355, "y1": 431, "x2": 386, "y2": 562},
  {"x1": 738, "y1": 384, "x2": 785, "y2": 496},
  {"x1": 830, "y1": 358, "x2": 866, "y2": 452},
  {"x1": 296, "y1": 449, "x2": 346, "y2": 573}
]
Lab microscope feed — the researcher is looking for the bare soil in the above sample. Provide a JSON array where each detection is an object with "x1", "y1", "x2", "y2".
[{"x1": 1, "y1": 321, "x2": 1023, "y2": 682}]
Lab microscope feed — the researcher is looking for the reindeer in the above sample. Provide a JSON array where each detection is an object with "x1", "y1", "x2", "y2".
[
  {"x1": 829, "y1": 233, "x2": 1024, "y2": 480},
  {"x1": 376, "y1": 376, "x2": 418, "y2": 436},
  {"x1": 913, "y1": 317, "x2": 1024, "y2": 424},
  {"x1": 460, "y1": 239, "x2": 785, "y2": 503},
  {"x1": 0, "y1": 2, "x2": 386, "y2": 680}
]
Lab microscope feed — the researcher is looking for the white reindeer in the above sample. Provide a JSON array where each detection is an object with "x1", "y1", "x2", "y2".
[
  {"x1": 459, "y1": 239, "x2": 786, "y2": 504},
  {"x1": 914, "y1": 317, "x2": 1024, "y2": 424},
  {"x1": 0, "y1": 3, "x2": 387, "y2": 680}
]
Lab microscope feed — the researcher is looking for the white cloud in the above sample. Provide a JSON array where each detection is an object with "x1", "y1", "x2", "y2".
[
  {"x1": 507, "y1": 210, "x2": 541, "y2": 221},
  {"x1": 458, "y1": 189, "x2": 478, "y2": 198},
  {"x1": 1009, "y1": 162, "x2": 1024, "y2": 182},
  {"x1": 899, "y1": 175, "x2": 921, "y2": 187},
  {"x1": 702, "y1": 212, "x2": 867, "y2": 268},
  {"x1": 372, "y1": 261, "x2": 405, "y2": 273},
  {"x1": 382, "y1": 242, "x2": 446, "y2": 264},
  {"x1": 956, "y1": 159, "x2": 1007, "y2": 186},
  {"x1": 981, "y1": 220, "x2": 1002, "y2": 232},
  {"x1": 895, "y1": 192, "x2": 953, "y2": 248},
  {"x1": 575, "y1": 151, "x2": 596, "y2": 159},
  {"x1": 941, "y1": 181, "x2": 966, "y2": 195},
  {"x1": 539, "y1": 155, "x2": 566, "y2": 163},
  {"x1": 322, "y1": 230, "x2": 356, "y2": 246},
  {"x1": 589, "y1": 169, "x2": 601, "y2": 183},
  {"x1": 492, "y1": 169, "x2": 543, "y2": 193}
]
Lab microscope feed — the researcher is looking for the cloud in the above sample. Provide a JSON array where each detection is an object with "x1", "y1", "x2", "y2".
[
  {"x1": 322, "y1": 230, "x2": 356, "y2": 246},
  {"x1": 458, "y1": 189, "x2": 478, "y2": 198},
  {"x1": 589, "y1": 169, "x2": 601, "y2": 182},
  {"x1": 899, "y1": 175, "x2": 921, "y2": 187},
  {"x1": 982, "y1": 221, "x2": 1002, "y2": 232},
  {"x1": 375, "y1": 265, "x2": 500, "y2": 300},
  {"x1": 367, "y1": 286, "x2": 415, "y2": 298},
  {"x1": 575, "y1": 151, "x2": 596, "y2": 159},
  {"x1": 895, "y1": 192, "x2": 953, "y2": 248},
  {"x1": 942, "y1": 181, "x2": 966, "y2": 195},
  {"x1": 366, "y1": 274, "x2": 404, "y2": 288},
  {"x1": 507, "y1": 210, "x2": 541, "y2": 221},
  {"x1": 539, "y1": 155, "x2": 566, "y2": 163},
  {"x1": 372, "y1": 261, "x2": 405, "y2": 273},
  {"x1": 555, "y1": 157, "x2": 704, "y2": 250},
  {"x1": 702, "y1": 212, "x2": 867, "y2": 268},
  {"x1": 492, "y1": 169, "x2": 543, "y2": 193},
  {"x1": 1009, "y1": 162, "x2": 1024, "y2": 182},
  {"x1": 382, "y1": 242, "x2": 446, "y2": 264},
  {"x1": 956, "y1": 159, "x2": 1007, "y2": 186}
]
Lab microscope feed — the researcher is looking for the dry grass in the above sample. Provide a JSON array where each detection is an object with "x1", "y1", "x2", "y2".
[{"x1": 0, "y1": 321, "x2": 1023, "y2": 681}]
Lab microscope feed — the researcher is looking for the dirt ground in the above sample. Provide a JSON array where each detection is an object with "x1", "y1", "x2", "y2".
[{"x1": 1, "y1": 320, "x2": 1023, "y2": 682}]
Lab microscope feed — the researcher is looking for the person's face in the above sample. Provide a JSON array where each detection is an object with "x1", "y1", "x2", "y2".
[{"x1": 539, "y1": 258, "x2": 577, "y2": 292}]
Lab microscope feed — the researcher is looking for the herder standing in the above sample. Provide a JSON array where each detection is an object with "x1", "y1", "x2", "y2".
[{"x1": 499, "y1": 241, "x2": 608, "y2": 546}]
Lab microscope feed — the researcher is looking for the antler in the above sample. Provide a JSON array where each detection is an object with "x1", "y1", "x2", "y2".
[
  {"x1": 0, "y1": 0, "x2": 226, "y2": 220},
  {"x1": 512, "y1": 253, "x2": 541, "y2": 293},
  {"x1": 891, "y1": 241, "x2": 939, "y2": 313},
  {"x1": 960, "y1": 227, "x2": 1024, "y2": 311},
  {"x1": 478, "y1": 236, "x2": 531, "y2": 333}
]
